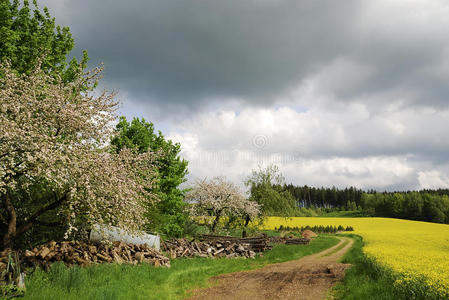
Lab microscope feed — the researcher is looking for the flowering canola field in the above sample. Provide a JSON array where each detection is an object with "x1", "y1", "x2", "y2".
[{"x1": 263, "y1": 217, "x2": 449, "y2": 298}]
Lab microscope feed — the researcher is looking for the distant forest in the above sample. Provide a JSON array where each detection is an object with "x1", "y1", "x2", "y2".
[{"x1": 282, "y1": 184, "x2": 449, "y2": 224}]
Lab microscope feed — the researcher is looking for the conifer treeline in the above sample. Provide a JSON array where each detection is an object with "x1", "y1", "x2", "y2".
[
  {"x1": 280, "y1": 185, "x2": 449, "y2": 224},
  {"x1": 283, "y1": 185, "x2": 363, "y2": 209}
]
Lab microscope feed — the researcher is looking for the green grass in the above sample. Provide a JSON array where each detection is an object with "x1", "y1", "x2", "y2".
[
  {"x1": 24, "y1": 236, "x2": 339, "y2": 300},
  {"x1": 332, "y1": 234, "x2": 398, "y2": 300},
  {"x1": 322, "y1": 239, "x2": 348, "y2": 257}
]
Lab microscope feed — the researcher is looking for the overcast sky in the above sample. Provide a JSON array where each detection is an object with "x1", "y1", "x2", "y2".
[{"x1": 40, "y1": 0, "x2": 449, "y2": 191}]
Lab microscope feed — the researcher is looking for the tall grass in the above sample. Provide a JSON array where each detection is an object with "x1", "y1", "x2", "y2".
[{"x1": 24, "y1": 236, "x2": 338, "y2": 300}]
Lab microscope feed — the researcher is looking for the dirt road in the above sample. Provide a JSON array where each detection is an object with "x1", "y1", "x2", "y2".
[{"x1": 187, "y1": 237, "x2": 353, "y2": 300}]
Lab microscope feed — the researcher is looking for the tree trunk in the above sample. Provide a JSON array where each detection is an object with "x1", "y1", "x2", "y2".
[
  {"x1": 211, "y1": 210, "x2": 222, "y2": 233},
  {"x1": 2, "y1": 193, "x2": 16, "y2": 249},
  {"x1": 1, "y1": 191, "x2": 68, "y2": 250},
  {"x1": 242, "y1": 215, "x2": 251, "y2": 238}
]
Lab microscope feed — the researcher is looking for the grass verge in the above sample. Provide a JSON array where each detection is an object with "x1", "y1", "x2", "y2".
[{"x1": 24, "y1": 236, "x2": 338, "y2": 300}]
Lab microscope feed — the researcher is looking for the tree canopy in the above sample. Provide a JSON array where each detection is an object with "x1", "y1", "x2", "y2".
[
  {"x1": 186, "y1": 177, "x2": 260, "y2": 233},
  {"x1": 245, "y1": 165, "x2": 296, "y2": 216},
  {"x1": 0, "y1": 0, "x2": 88, "y2": 82},
  {"x1": 111, "y1": 117, "x2": 189, "y2": 237},
  {"x1": 0, "y1": 61, "x2": 159, "y2": 249}
]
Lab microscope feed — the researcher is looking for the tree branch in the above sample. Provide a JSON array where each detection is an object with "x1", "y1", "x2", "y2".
[
  {"x1": 0, "y1": 148, "x2": 27, "y2": 160},
  {"x1": 16, "y1": 192, "x2": 68, "y2": 236}
]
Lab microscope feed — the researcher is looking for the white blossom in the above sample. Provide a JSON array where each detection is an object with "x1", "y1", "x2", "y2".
[
  {"x1": 186, "y1": 177, "x2": 260, "y2": 231},
  {"x1": 0, "y1": 61, "x2": 159, "y2": 241}
]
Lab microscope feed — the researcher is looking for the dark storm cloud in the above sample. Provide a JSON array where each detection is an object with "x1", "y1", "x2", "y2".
[
  {"x1": 40, "y1": 0, "x2": 449, "y2": 110},
  {"x1": 41, "y1": 0, "x2": 362, "y2": 108},
  {"x1": 36, "y1": 0, "x2": 449, "y2": 190}
]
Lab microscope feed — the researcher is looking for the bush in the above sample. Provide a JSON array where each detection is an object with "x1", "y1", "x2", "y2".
[{"x1": 275, "y1": 225, "x2": 354, "y2": 234}]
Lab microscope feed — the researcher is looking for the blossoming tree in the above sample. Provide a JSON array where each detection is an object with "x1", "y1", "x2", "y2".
[
  {"x1": 186, "y1": 177, "x2": 260, "y2": 233},
  {"x1": 0, "y1": 62, "x2": 159, "y2": 249}
]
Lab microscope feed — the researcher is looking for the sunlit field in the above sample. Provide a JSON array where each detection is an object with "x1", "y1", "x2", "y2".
[{"x1": 263, "y1": 217, "x2": 449, "y2": 299}]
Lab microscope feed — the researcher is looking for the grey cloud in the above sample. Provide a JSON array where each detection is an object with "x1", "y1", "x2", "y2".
[
  {"x1": 42, "y1": 0, "x2": 449, "y2": 112},
  {"x1": 35, "y1": 0, "x2": 449, "y2": 190},
  {"x1": 41, "y1": 0, "x2": 362, "y2": 110},
  {"x1": 171, "y1": 105, "x2": 449, "y2": 170},
  {"x1": 40, "y1": 0, "x2": 449, "y2": 112}
]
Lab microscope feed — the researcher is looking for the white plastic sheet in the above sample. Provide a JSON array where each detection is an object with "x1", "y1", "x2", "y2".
[{"x1": 89, "y1": 224, "x2": 160, "y2": 251}]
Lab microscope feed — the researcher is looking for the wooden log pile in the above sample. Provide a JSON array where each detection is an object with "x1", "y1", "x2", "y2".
[
  {"x1": 162, "y1": 238, "x2": 257, "y2": 259},
  {"x1": 285, "y1": 238, "x2": 311, "y2": 245},
  {"x1": 0, "y1": 240, "x2": 170, "y2": 280},
  {"x1": 267, "y1": 236, "x2": 287, "y2": 244},
  {"x1": 267, "y1": 236, "x2": 311, "y2": 245},
  {"x1": 162, "y1": 234, "x2": 310, "y2": 260},
  {"x1": 198, "y1": 234, "x2": 272, "y2": 252}
]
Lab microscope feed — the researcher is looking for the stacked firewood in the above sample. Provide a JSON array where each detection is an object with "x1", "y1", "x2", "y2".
[
  {"x1": 268, "y1": 236, "x2": 311, "y2": 245},
  {"x1": 0, "y1": 240, "x2": 170, "y2": 279},
  {"x1": 162, "y1": 238, "x2": 257, "y2": 259},
  {"x1": 285, "y1": 238, "x2": 311, "y2": 245},
  {"x1": 198, "y1": 234, "x2": 272, "y2": 252},
  {"x1": 268, "y1": 236, "x2": 288, "y2": 244}
]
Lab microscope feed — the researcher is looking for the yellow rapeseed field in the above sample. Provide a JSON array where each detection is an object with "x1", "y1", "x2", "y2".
[{"x1": 263, "y1": 217, "x2": 449, "y2": 298}]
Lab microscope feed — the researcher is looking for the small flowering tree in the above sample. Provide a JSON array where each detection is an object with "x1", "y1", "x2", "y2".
[
  {"x1": 186, "y1": 177, "x2": 260, "y2": 233},
  {"x1": 0, "y1": 62, "x2": 159, "y2": 249}
]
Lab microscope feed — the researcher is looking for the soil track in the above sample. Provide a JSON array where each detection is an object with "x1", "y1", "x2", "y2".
[{"x1": 187, "y1": 237, "x2": 353, "y2": 300}]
